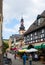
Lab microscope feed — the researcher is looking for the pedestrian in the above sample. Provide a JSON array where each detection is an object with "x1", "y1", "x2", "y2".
[
  {"x1": 5, "y1": 51, "x2": 7, "y2": 57},
  {"x1": 29, "y1": 54, "x2": 32, "y2": 65},
  {"x1": 34, "y1": 53, "x2": 38, "y2": 61},
  {"x1": 14, "y1": 51, "x2": 16, "y2": 59},
  {"x1": 22, "y1": 53, "x2": 27, "y2": 65}
]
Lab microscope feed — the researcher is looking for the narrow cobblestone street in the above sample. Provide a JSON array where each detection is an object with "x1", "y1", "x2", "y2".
[{"x1": 7, "y1": 52, "x2": 44, "y2": 65}]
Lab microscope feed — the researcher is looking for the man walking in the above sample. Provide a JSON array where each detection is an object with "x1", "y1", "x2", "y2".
[{"x1": 22, "y1": 53, "x2": 27, "y2": 65}]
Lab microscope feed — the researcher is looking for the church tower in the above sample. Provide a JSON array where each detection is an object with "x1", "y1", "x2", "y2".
[{"x1": 19, "y1": 18, "x2": 25, "y2": 35}]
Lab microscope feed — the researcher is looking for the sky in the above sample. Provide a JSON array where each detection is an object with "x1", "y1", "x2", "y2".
[{"x1": 3, "y1": 0, "x2": 45, "y2": 39}]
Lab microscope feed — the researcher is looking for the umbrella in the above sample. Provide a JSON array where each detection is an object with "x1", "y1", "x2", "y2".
[
  {"x1": 18, "y1": 49, "x2": 27, "y2": 52},
  {"x1": 11, "y1": 47, "x2": 18, "y2": 51},
  {"x1": 26, "y1": 48, "x2": 38, "y2": 52}
]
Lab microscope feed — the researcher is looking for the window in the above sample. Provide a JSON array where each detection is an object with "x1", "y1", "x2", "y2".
[
  {"x1": 27, "y1": 38, "x2": 30, "y2": 41},
  {"x1": 40, "y1": 18, "x2": 44, "y2": 23},
  {"x1": 41, "y1": 39, "x2": 43, "y2": 41},
  {"x1": 27, "y1": 35, "x2": 30, "y2": 41},
  {"x1": 38, "y1": 18, "x2": 44, "y2": 25},
  {"x1": 36, "y1": 40, "x2": 38, "y2": 42},
  {"x1": 35, "y1": 36, "x2": 38, "y2": 39},
  {"x1": 41, "y1": 34, "x2": 44, "y2": 38},
  {"x1": 31, "y1": 37, "x2": 32, "y2": 40},
  {"x1": 38, "y1": 19, "x2": 40, "y2": 25},
  {"x1": 38, "y1": 36, "x2": 41, "y2": 38},
  {"x1": 42, "y1": 29, "x2": 44, "y2": 33},
  {"x1": 27, "y1": 35, "x2": 29, "y2": 38},
  {"x1": 31, "y1": 34, "x2": 32, "y2": 37},
  {"x1": 42, "y1": 34, "x2": 44, "y2": 37},
  {"x1": 35, "y1": 32, "x2": 37, "y2": 35}
]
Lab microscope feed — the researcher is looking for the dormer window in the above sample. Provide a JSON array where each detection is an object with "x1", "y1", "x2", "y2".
[
  {"x1": 38, "y1": 18, "x2": 44, "y2": 25},
  {"x1": 37, "y1": 15, "x2": 44, "y2": 25},
  {"x1": 38, "y1": 19, "x2": 40, "y2": 25}
]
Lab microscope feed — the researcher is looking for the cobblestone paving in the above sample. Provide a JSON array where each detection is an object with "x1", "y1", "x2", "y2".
[
  {"x1": 12, "y1": 57, "x2": 44, "y2": 65},
  {"x1": 7, "y1": 52, "x2": 45, "y2": 65}
]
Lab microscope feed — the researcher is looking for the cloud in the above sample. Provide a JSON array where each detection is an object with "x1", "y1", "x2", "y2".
[
  {"x1": 3, "y1": 0, "x2": 45, "y2": 39},
  {"x1": 3, "y1": 22, "x2": 20, "y2": 39}
]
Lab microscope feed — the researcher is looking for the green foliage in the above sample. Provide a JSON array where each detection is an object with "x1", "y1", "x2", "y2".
[
  {"x1": 27, "y1": 44, "x2": 34, "y2": 49},
  {"x1": 2, "y1": 41, "x2": 9, "y2": 53},
  {"x1": 17, "y1": 52, "x2": 24, "y2": 58}
]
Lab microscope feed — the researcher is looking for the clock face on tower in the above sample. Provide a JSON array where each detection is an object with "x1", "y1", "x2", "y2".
[
  {"x1": 19, "y1": 30, "x2": 25, "y2": 35},
  {"x1": 20, "y1": 31, "x2": 23, "y2": 35}
]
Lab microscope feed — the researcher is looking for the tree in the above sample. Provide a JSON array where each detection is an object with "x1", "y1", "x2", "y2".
[
  {"x1": 27, "y1": 44, "x2": 34, "y2": 49},
  {"x1": 2, "y1": 41, "x2": 9, "y2": 54}
]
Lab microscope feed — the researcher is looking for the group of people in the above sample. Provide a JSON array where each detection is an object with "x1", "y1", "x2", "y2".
[
  {"x1": 22, "y1": 53, "x2": 32, "y2": 65},
  {"x1": 22, "y1": 53, "x2": 38, "y2": 65}
]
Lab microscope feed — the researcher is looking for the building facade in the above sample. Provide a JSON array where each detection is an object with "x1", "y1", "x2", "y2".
[
  {"x1": 0, "y1": 0, "x2": 3, "y2": 52},
  {"x1": 24, "y1": 11, "x2": 45, "y2": 48},
  {"x1": 0, "y1": 0, "x2": 3, "y2": 65},
  {"x1": 8, "y1": 34, "x2": 20, "y2": 50}
]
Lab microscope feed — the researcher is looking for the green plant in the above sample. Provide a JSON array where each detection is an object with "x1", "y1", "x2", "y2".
[{"x1": 2, "y1": 41, "x2": 9, "y2": 54}]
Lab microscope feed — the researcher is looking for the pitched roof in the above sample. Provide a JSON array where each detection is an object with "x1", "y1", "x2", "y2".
[
  {"x1": 41, "y1": 10, "x2": 45, "y2": 16},
  {"x1": 24, "y1": 11, "x2": 45, "y2": 36}
]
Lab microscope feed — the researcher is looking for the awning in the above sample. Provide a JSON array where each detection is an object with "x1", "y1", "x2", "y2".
[
  {"x1": 34, "y1": 46, "x2": 41, "y2": 49},
  {"x1": 34, "y1": 44, "x2": 45, "y2": 49},
  {"x1": 11, "y1": 47, "x2": 18, "y2": 51},
  {"x1": 22, "y1": 45, "x2": 28, "y2": 49},
  {"x1": 25, "y1": 48, "x2": 38, "y2": 52},
  {"x1": 18, "y1": 49, "x2": 27, "y2": 52}
]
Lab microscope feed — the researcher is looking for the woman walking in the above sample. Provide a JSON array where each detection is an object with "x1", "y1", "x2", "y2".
[{"x1": 29, "y1": 54, "x2": 32, "y2": 65}]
